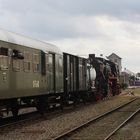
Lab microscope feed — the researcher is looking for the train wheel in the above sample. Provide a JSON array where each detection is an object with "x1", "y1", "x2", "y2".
[
  {"x1": 11, "y1": 100, "x2": 19, "y2": 117},
  {"x1": 11, "y1": 107, "x2": 19, "y2": 117},
  {"x1": 36, "y1": 98, "x2": 48, "y2": 115},
  {"x1": 60, "y1": 95, "x2": 64, "y2": 111},
  {"x1": 36, "y1": 104, "x2": 44, "y2": 115},
  {"x1": 0, "y1": 111, "x2": 3, "y2": 119}
]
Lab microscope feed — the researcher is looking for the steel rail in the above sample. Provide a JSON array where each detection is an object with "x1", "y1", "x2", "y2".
[
  {"x1": 104, "y1": 106, "x2": 140, "y2": 140},
  {"x1": 53, "y1": 98, "x2": 138, "y2": 140},
  {"x1": 0, "y1": 111, "x2": 40, "y2": 129},
  {"x1": 0, "y1": 104, "x2": 72, "y2": 129},
  {"x1": 0, "y1": 101, "x2": 97, "y2": 129}
]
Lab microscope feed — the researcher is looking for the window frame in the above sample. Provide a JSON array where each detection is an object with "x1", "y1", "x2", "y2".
[
  {"x1": 24, "y1": 51, "x2": 32, "y2": 72},
  {"x1": 0, "y1": 55, "x2": 9, "y2": 70},
  {"x1": 33, "y1": 53, "x2": 40, "y2": 73}
]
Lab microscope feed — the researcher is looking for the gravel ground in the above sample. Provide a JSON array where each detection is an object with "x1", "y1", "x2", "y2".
[
  {"x1": 68, "y1": 98, "x2": 140, "y2": 140},
  {"x1": 123, "y1": 87, "x2": 140, "y2": 97},
  {"x1": 0, "y1": 95, "x2": 135, "y2": 140}
]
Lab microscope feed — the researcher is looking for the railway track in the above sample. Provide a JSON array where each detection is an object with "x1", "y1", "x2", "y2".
[
  {"x1": 53, "y1": 97, "x2": 140, "y2": 140},
  {"x1": 109, "y1": 106, "x2": 140, "y2": 140},
  {"x1": 0, "y1": 111, "x2": 40, "y2": 129},
  {"x1": 0, "y1": 101, "x2": 98, "y2": 129},
  {"x1": 104, "y1": 106, "x2": 140, "y2": 140},
  {"x1": 0, "y1": 96, "x2": 137, "y2": 140}
]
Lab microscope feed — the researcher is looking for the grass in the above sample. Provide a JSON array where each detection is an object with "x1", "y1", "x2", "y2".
[
  {"x1": 124, "y1": 86, "x2": 140, "y2": 95},
  {"x1": 132, "y1": 87, "x2": 140, "y2": 94}
]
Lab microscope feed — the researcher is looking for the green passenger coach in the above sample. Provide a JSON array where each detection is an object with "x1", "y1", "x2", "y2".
[{"x1": 0, "y1": 29, "x2": 63, "y2": 116}]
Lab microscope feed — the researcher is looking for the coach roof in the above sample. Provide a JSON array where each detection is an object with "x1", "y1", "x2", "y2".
[{"x1": 0, "y1": 28, "x2": 62, "y2": 54}]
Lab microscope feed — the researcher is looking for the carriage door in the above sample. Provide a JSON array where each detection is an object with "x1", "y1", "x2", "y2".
[{"x1": 46, "y1": 53, "x2": 55, "y2": 93}]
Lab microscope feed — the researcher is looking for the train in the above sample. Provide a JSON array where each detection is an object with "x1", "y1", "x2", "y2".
[{"x1": 0, "y1": 29, "x2": 121, "y2": 117}]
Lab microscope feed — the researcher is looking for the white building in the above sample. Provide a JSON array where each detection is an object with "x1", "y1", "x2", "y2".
[{"x1": 107, "y1": 53, "x2": 122, "y2": 74}]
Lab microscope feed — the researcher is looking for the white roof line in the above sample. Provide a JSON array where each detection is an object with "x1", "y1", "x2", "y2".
[{"x1": 0, "y1": 28, "x2": 62, "y2": 54}]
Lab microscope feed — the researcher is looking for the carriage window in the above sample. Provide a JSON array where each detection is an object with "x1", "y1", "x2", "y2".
[
  {"x1": 12, "y1": 49, "x2": 24, "y2": 59},
  {"x1": 13, "y1": 59, "x2": 21, "y2": 71},
  {"x1": 59, "y1": 56, "x2": 63, "y2": 73},
  {"x1": 24, "y1": 51, "x2": 32, "y2": 71},
  {"x1": 0, "y1": 55, "x2": 8, "y2": 70},
  {"x1": 33, "y1": 53, "x2": 39, "y2": 72},
  {"x1": 0, "y1": 47, "x2": 8, "y2": 56},
  {"x1": 46, "y1": 54, "x2": 49, "y2": 72},
  {"x1": 0, "y1": 47, "x2": 9, "y2": 70},
  {"x1": 41, "y1": 51, "x2": 46, "y2": 75},
  {"x1": 48, "y1": 54, "x2": 53, "y2": 71}
]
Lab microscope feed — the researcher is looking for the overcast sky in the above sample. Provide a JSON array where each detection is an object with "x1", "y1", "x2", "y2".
[{"x1": 0, "y1": 0, "x2": 140, "y2": 72}]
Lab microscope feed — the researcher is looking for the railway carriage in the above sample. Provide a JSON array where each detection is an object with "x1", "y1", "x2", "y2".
[
  {"x1": 63, "y1": 53, "x2": 88, "y2": 104},
  {"x1": 0, "y1": 29, "x2": 63, "y2": 115}
]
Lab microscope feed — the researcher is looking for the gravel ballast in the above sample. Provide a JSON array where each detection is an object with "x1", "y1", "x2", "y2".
[
  {"x1": 0, "y1": 95, "x2": 135, "y2": 140},
  {"x1": 68, "y1": 98, "x2": 140, "y2": 140},
  {"x1": 110, "y1": 108, "x2": 140, "y2": 140}
]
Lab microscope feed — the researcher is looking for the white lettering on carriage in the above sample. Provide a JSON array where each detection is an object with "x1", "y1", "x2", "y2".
[{"x1": 33, "y1": 80, "x2": 39, "y2": 88}]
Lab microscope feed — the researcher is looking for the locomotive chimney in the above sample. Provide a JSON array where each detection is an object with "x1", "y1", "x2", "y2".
[{"x1": 89, "y1": 54, "x2": 95, "y2": 63}]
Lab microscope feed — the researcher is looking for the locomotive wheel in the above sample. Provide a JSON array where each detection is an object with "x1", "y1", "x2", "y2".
[{"x1": 11, "y1": 107, "x2": 19, "y2": 117}]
